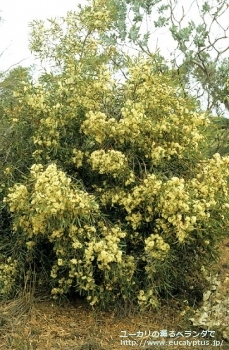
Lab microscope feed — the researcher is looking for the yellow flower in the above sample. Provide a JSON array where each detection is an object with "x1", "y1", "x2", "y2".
[{"x1": 57, "y1": 259, "x2": 63, "y2": 266}]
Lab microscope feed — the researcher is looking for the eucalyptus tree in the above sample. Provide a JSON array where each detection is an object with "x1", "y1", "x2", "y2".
[{"x1": 96, "y1": 0, "x2": 229, "y2": 155}]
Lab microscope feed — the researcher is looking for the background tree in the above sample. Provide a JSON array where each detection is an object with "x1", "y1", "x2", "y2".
[
  {"x1": 98, "y1": 0, "x2": 229, "y2": 155},
  {"x1": 0, "y1": 11, "x2": 33, "y2": 174},
  {"x1": 0, "y1": 66, "x2": 34, "y2": 283},
  {"x1": 0, "y1": 15, "x2": 35, "y2": 269},
  {"x1": 0, "y1": 66, "x2": 34, "y2": 179}
]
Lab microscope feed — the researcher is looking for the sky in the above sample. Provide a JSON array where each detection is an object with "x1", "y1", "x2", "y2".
[
  {"x1": 0, "y1": 0, "x2": 181, "y2": 75},
  {"x1": 1, "y1": 0, "x2": 228, "y2": 70},
  {"x1": 0, "y1": 0, "x2": 86, "y2": 72},
  {"x1": 0, "y1": 0, "x2": 205, "y2": 72}
]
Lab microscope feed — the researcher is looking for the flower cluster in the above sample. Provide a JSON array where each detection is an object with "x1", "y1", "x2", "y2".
[
  {"x1": 89, "y1": 149, "x2": 127, "y2": 177},
  {"x1": 72, "y1": 148, "x2": 84, "y2": 168},
  {"x1": 144, "y1": 234, "x2": 170, "y2": 260},
  {"x1": 85, "y1": 225, "x2": 125, "y2": 270},
  {"x1": 5, "y1": 184, "x2": 28, "y2": 212},
  {"x1": 0, "y1": 257, "x2": 18, "y2": 295},
  {"x1": 79, "y1": 0, "x2": 113, "y2": 33},
  {"x1": 5, "y1": 163, "x2": 99, "y2": 238},
  {"x1": 137, "y1": 289, "x2": 159, "y2": 308},
  {"x1": 81, "y1": 111, "x2": 117, "y2": 144}
]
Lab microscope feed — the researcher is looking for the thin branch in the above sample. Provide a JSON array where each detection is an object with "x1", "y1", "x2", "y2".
[{"x1": 2, "y1": 58, "x2": 30, "y2": 75}]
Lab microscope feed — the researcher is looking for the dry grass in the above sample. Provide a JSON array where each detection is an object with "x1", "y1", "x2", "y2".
[
  {"x1": 0, "y1": 297, "x2": 189, "y2": 350},
  {"x1": 217, "y1": 238, "x2": 229, "y2": 284},
  {"x1": 0, "y1": 239, "x2": 229, "y2": 350}
]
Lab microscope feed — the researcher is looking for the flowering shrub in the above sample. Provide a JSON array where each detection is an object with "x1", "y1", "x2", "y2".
[
  {"x1": 4, "y1": 164, "x2": 132, "y2": 304},
  {"x1": 1, "y1": 0, "x2": 229, "y2": 309}
]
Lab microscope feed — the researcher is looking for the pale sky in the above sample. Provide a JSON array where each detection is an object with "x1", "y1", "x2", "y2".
[
  {"x1": 0, "y1": 1, "x2": 228, "y2": 77},
  {"x1": 0, "y1": 0, "x2": 86, "y2": 72},
  {"x1": 0, "y1": 0, "x2": 181, "y2": 75},
  {"x1": 0, "y1": 0, "x2": 201, "y2": 73}
]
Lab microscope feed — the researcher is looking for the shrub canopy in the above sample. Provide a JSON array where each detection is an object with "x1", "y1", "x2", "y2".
[{"x1": 1, "y1": 0, "x2": 229, "y2": 309}]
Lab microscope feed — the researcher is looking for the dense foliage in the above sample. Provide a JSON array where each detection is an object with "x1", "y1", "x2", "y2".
[{"x1": 1, "y1": 0, "x2": 229, "y2": 310}]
